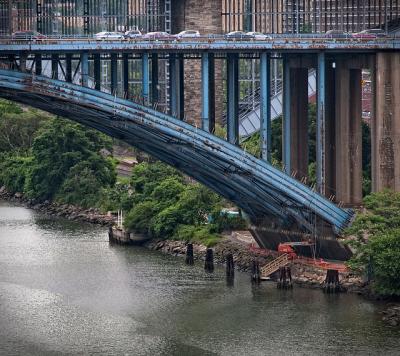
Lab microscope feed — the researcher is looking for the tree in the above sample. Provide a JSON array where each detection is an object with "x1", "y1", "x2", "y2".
[
  {"x1": 25, "y1": 118, "x2": 114, "y2": 201},
  {"x1": 346, "y1": 191, "x2": 400, "y2": 296}
]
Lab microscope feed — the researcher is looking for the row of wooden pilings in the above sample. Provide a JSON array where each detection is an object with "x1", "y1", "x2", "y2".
[{"x1": 186, "y1": 243, "x2": 342, "y2": 293}]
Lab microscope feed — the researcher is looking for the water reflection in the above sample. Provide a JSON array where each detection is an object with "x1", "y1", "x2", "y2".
[{"x1": 0, "y1": 201, "x2": 399, "y2": 355}]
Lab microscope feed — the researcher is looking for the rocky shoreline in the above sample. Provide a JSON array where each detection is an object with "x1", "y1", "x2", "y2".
[{"x1": 0, "y1": 187, "x2": 115, "y2": 225}]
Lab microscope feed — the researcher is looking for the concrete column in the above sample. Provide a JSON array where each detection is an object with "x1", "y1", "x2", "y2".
[
  {"x1": 335, "y1": 62, "x2": 363, "y2": 206},
  {"x1": 283, "y1": 56, "x2": 291, "y2": 175},
  {"x1": 373, "y1": 52, "x2": 400, "y2": 192},
  {"x1": 325, "y1": 63, "x2": 336, "y2": 199},
  {"x1": 317, "y1": 52, "x2": 326, "y2": 195},
  {"x1": 290, "y1": 67, "x2": 309, "y2": 179}
]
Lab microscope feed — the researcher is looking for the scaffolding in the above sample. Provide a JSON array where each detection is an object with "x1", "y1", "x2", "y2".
[{"x1": 0, "y1": 0, "x2": 169, "y2": 36}]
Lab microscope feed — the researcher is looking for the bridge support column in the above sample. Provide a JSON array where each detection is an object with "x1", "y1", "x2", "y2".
[
  {"x1": 283, "y1": 56, "x2": 291, "y2": 174},
  {"x1": 169, "y1": 54, "x2": 184, "y2": 120},
  {"x1": 290, "y1": 67, "x2": 309, "y2": 179},
  {"x1": 51, "y1": 54, "x2": 59, "y2": 80},
  {"x1": 201, "y1": 52, "x2": 210, "y2": 132},
  {"x1": 317, "y1": 52, "x2": 326, "y2": 195},
  {"x1": 335, "y1": 63, "x2": 363, "y2": 206},
  {"x1": 122, "y1": 53, "x2": 129, "y2": 99},
  {"x1": 142, "y1": 53, "x2": 149, "y2": 104},
  {"x1": 151, "y1": 53, "x2": 159, "y2": 103},
  {"x1": 35, "y1": 54, "x2": 42, "y2": 76},
  {"x1": 80, "y1": 52, "x2": 89, "y2": 87},
  {"x1": 93, "y1": 54, "x2": 101, "y2": 91},
  {"x1": 260, "y1": 52, "x2": 271, "y2": 162},
  {"x1": 19, "y1": 53, "x2": 27, "y2": 73},
  {"x1": 227, "y1": 53, "x2": 239, "y2": 145},
  {"x1": 373, "y1": 52, "x2": 400, "y2": 192},
  {"x1": 110, "y1": 53, "x2": 118, "y2": 95},
  {"x1": 65, "y1": 54, "x2": 72, "y2": 83}
]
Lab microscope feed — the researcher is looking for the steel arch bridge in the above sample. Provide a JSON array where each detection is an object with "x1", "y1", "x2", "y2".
[{"x1": 0, "y1": 69, "x2": 353, "y2": 257}]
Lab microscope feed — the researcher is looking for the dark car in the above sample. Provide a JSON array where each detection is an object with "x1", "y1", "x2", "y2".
[
  {"x1": 12, "y1": 30, "x2": 46, "y2": 40},
  {"x1": 324, "y1": 30, "x2": 350, "y2": 39},
  {"x1": 225, "y1": 31, "x2": 254, "y2": 40}
]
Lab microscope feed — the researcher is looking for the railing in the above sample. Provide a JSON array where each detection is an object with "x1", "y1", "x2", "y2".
[{"x1": 260, "y1": 253, "x2": 290, "y2": 278}]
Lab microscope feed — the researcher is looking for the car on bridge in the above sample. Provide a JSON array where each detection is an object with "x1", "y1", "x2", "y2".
[
  {"x1": 12, "y1": 31, "x2": 46, "y2": 40},
  {"x1": 246, "y1": 32, "x2": 272, "y2": 40},
  {"x1": 142, "y1": 31, "x2": 176, "y2": 40},
  {"x1": 175, "y1": 30, "x2": 201, "y2": 39},
  {"x1": 94, "y1": 31, "x2": 125, "y2": 40},
  {"x1": 124, "y1": 29, "x2": 142, "y2": 39},
  {"x1": 324, "y1": 30, "x2": 351, "y2": 39},
  {"x1": 225, "y1": 31, "x2": 255, "y2": 40},
  {"x1": 352, "y1": 28, "x2": 386, "y2": 39}
]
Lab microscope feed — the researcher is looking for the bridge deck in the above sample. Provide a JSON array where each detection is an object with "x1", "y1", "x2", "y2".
[{"x1": 0, "y1": 37, "x2": 399, "y2": 54}]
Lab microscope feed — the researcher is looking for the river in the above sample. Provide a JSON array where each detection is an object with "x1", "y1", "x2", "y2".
[{"x1": 0, "y1": 201, "x2": 399, "y2": 355}]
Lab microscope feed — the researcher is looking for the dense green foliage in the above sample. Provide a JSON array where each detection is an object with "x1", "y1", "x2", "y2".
[
  {"x1": 0, "y1": 100, "x2": 116, "y2": 208},
  {"x1": 346, "y1": 191, "x2": 400, "y2": 296},
  {"x1": 123, "y1": 162, "x2": 247, "y2": 246}
]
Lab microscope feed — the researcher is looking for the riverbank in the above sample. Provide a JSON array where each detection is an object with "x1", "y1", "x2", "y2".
[{"x1": 0, "y1": 187, "x2": 115, "y2": 225}]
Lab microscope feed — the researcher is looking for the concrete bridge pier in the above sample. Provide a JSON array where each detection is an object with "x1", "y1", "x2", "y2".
[
  {"x1": 334, "y1": 58, "x2": 363, "y2": 206},
  {"x1": 373, "y1": 52, "x2": 400, "y2": 192},
  {"x1": 283, "y1": 55, "x2": 315, "y2": 180}
]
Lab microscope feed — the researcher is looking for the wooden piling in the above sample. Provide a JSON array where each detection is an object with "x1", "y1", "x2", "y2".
[
  {"x1": 226, "y1": 253, "x2": 235, "y2": 278},
  {"x1": 204, "y1": 248, "x2": 214, "y2": 272},
  {"x1": 185, "y1": 243, "x2": 194, "y2": 265},
  {"x1": 251, "y1": 260, "x2": 261, "y2": 283},
  {"x1": 277, "y1": 266, "x2": 293, "y2": 289},
  {"x1": 323, "y1": 269, "x2": 341, "y2": 293}
]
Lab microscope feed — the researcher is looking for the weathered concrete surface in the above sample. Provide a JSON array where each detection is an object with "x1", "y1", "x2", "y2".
[
  {"x1": 373, "y1": 52, "x2": 400, "y2": 192},
  {"x1": 335, "y1": 62, "x2": 363, "y2": 206}
]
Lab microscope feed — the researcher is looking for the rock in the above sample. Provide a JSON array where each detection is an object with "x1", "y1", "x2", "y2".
[{"x1": 14, "y1": 192, "x2": 22, "y2": 198}]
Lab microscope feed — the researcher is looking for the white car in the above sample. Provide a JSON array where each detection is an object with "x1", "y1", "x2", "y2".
[
  {"x1": 94, "y1": 31, "x2": 124, "y2": 40},
  {"x1": 175, "y1": 30, "x2": 201, "y2": 38},
  {"x1": 246, "y1": 32, "x2": 271, "y2": 40},
  {"x1": 124, "y1": 29, "x2": 142, "y2": 39}
]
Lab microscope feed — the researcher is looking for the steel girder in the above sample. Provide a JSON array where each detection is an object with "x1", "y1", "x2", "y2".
[{"x1": 0, "y1": 69, "x2": 354, "y2": 237}]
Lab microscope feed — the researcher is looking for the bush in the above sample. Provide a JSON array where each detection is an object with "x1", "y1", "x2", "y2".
[
  {"x1": 175, "y1": 224, "x2": 221, "y2": 247},
  {"x1": 0, "y1": 154, "x2": 31, "y2": 193},
  {"x1": 346, "y1": 190, "x2": 400, "y2": 296}
]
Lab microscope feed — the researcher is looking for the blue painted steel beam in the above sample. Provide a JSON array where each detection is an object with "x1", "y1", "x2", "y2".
[
  {"x1": 0, "y1": 69, "x2": 355, "y2": 237},
  {"x1": 201, "y1": 52, "x2": 210, "y2": 132},
  {"x1": 283, "y1": 55, "x2": 291, "y2": 174},
  {"x1": 317, "y1": 52, "x2": 326, "y2": 195},
  {"x1": 260, "y1": 52, "x2": 271, "y2": 162},
  {"x1": 51, "y1": 54, "x2": 58, "y2": 79},
  {"x1": 169, "y1": 54, "x2": 184, "y2": 120},
  {"x1": 227, "y1": 53, "x2": 239, "y2": 145},
  {"x1": 110, "y1": 53, "x2": 118, "y2": 95},
  {"x1": 93, "y1": 54, "x2": 101, "y2": 91},
  {"x1": 142, "y1": 53, "x2": 149, "y2": 104},
  {"x1": 80, "y1": 52, "x2": 88, "y2": 87},
  {"x1": 151, "y1": 53, "x2": 158, "y2": 103}
]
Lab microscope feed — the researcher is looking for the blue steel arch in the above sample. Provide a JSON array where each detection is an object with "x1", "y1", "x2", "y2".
[{"x1": 0, "y1": 69, "x2": 353, "y2": 237}]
